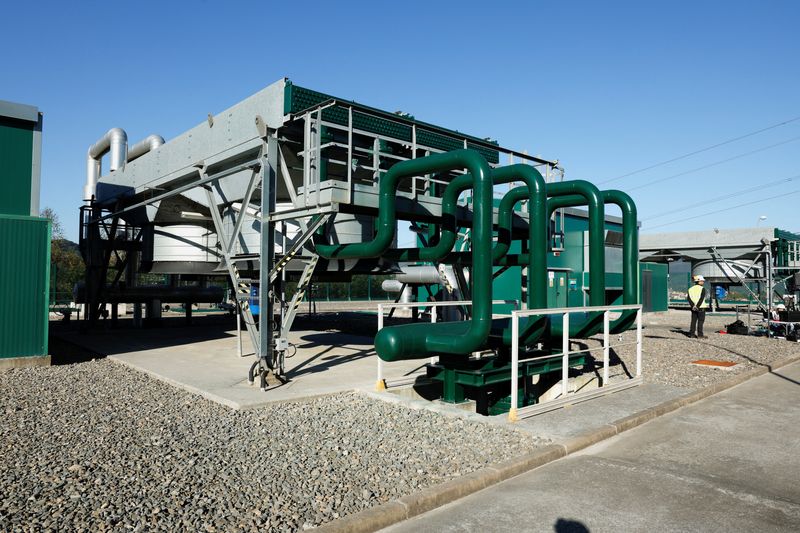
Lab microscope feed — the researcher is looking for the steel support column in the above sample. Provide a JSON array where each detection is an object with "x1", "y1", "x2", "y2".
[{"x1": 258, "y1": 135, "x2": 278, "y2": 387}]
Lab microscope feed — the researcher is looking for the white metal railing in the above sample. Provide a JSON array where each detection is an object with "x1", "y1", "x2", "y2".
[
  {"x1": 509, "y1": 304, "x2": 643, "y2": 421},
  {"x1": 375, "y1": 299, "x2": 519, "y2": 390}
]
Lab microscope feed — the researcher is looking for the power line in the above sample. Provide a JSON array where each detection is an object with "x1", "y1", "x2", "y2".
[
  {"x1": 643, "y1": 189, "x2": 800, "y2": 231},
  {"x1": 626, "y1": 134, "x2": 800, "y2": 192},
  {"x1": 598, "y1": 114, "x2": 800, "y2": 185},
  {"x1": 645, "y1": 173, "x2": 800, "y2": 221}
]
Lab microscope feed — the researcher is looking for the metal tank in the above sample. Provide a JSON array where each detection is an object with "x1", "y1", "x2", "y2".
[
  {"x1": 146, "y1": 225, "x2": 220, "y2": 274},
  {"x1": 692, "y1": 259, "x2": 762, "y2": 283}
]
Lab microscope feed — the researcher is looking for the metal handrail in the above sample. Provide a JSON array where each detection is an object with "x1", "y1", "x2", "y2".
[{"x1": 509, "y1": 304, "x2": 643, "y2": 421}]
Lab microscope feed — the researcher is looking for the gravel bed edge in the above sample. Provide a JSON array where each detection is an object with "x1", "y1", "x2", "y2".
[{"x1": 314, "y1": 353, "x2": 800, "y2": 533}]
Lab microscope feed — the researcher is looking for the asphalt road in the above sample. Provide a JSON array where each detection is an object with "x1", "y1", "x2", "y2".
[{"x1": 384, "y1": 361, "x2": 800, "y2": 533}]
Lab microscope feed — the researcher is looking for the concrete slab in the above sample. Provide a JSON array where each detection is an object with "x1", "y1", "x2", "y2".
[
  {"x1": 51, "y1": 314, "x2": 427, "y2": 409},
  {"x1": 383, "y1": 361, "x2": 800, "y2": 532},
  {"x1": 514, "y1": 382, "x2": 686, "y2": 440}
]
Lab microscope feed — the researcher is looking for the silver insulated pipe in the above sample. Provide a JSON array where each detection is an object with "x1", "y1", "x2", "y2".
[
  {"x1": 84, "y1": 128, "x2": 128, "y2": 202},
  {"x1": 127, "y1": 134, "x2": 165, "y2": 163}
]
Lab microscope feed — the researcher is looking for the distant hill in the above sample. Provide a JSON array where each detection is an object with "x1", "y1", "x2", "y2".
[{"x1": 54, "y1": 238, "x2": 80, "y2": 253}]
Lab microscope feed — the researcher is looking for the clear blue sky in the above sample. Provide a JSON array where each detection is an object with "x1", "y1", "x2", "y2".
[{"x1": 2, "y1": 0, "x2": 798, "y2": 241}]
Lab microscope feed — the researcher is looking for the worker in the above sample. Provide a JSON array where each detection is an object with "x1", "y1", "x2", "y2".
[{"x1": 688, "y1": 275, "x2": 708, "y2": 338}]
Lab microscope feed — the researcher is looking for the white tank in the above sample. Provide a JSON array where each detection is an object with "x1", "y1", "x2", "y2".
[
  {"x1": 692, "y1": 259, "x2": 762, "y2": 282},
  {"x1": 150, "y1": 225, "x2": 219, "y2": 273},
  {"x1": 223, "y1": 205, "x2": 370, "y2": 272}
]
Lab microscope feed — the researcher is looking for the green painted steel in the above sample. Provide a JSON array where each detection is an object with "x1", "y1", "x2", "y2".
[
  {"x1": 318, "y1": 149, "x2": 494, "y2": 361},
  {"x1": 386, "y1": 166, "x2": 549, "y2": 346},
  {"x1": 641, "y1": 263, "x2": 668, "y2": 312},
  {"x1": 0, "y1": 214, "x2": 50, "y2": 359},
  {"x1": 548, "y1": 190, "x2": 638, "y2": 306},
  {"x1": 773, "y1": 228, "x2": 800, "y2": 269},
  {"x1": 426, "y1": 353, "x2": 588, "y2": 414},
  {"x1": 546, "y1": 181, "x2": 605, "y2": 305},
  {"x1": 389, "y1": 165, "x2": 547, "y2": 307},
  {"x1": 0, "y1": 116, "x2": 34, "y2": 216},
  {"x1": 548, "y1": 189, "x2": 639, "y2": 333},
  {"x1": 284, "y1": 81, "x2": 501, "y2": 164}
]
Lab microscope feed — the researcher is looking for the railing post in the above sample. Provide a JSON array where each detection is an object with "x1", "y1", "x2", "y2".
[
  {"x1": 376, "y1": 304, "x2": 386, "y2": 390},
  {"x1": 430, "y1": 305, "x2": 437, "y2": 365},
  {"x1": 509, "y1": 311, "x2": 519, "y2": 422},
  {"x1": 237, "y1": 302, "x2": 243, "y2": 357},
  {"x1": 562, "y1": 312, "x2": 570, "y2": 397},
  {"x1": 603, "y1": 310, "x2": 610, "y2": 385},
  {"x1": 636, "y1": 307, "x2": 642, "y2": 377}
]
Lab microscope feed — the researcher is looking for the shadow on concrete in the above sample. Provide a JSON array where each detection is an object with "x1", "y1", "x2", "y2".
[
  {"x1": 554, "y1": 518, "x2": 590, "y2": 532},
  {"x1": 287, "y1": 331, "x2": 376, "y2": 379},
  {"x1": 50, "y1": 315, "x2": 238, "y2": 357}
]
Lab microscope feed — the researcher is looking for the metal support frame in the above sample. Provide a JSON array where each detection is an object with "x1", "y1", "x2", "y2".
[
  {"x1": 710, "y1": 246, "x2": 769, "y2": 312},
  {"x1": 83, "y1": 89, "x2": 574, "y2": 393},
  {"x1": 202, "y1": 180, "x2": 261, "y2": 354},
  {"x1": 269, "y1": 213, "x2": 330, "y2": 283},
  {"x1": 258, "y1": 135, "x2": 278, "y2": 387},
  {"x1": 275, "y1": 254, "x2": 319, "y2": 374}
]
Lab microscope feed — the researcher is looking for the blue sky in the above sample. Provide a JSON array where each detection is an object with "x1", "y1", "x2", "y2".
[{"x1": 2, "y1": 1, "x2": 798, "y2": 241}]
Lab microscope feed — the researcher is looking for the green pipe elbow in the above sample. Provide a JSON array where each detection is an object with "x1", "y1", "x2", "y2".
[
  {"x1": 603, "y1": 190, "x2": 638, "y2": 306},
  {"x1": 547, "y1": 181, "x2": 605, "y2": 307},
  {"x1": 315, "y1": 150, "x2": 488, "y2": 260},
  {"x1": 370, "y1": 149, "x2": 494, "y2": 358}
]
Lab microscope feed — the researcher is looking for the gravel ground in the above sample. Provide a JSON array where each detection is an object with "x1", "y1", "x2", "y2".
[
  {"x1": 582, "y1": 309, "x2": 800, "y2": 390},
  {"x1": 0, "y1": 360, "x2": 544, "y2": 532}
]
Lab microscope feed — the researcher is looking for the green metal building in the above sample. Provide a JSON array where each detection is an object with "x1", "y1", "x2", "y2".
[{"x1": 0, "y1": 100, "x2": 50, "y2": 368}]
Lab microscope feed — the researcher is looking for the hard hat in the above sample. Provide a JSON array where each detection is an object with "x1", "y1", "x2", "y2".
[
  {"x1": 776, "y1": 304, "x2": 786, "y2": 310},
  {"x1": 692, "y1": 275, "x2": 705, "y2": 282}
]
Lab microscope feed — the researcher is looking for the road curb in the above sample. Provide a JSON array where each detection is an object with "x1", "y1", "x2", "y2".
[{"x1": 315, "y1": 355, "x2": 800, "y2": 532}]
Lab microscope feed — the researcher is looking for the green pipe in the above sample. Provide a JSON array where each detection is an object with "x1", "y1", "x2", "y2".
[
  {"x1": 544, "y1": 181, "x2": 605, "y2": 338},
  {"x1": 380, "y1": 165, "x2": 550, "y2": 350},
  {"x1": 549, "y1": 190, "x2": 639, "y2": 333},
  {"x1": 550, "y1": 190, "x2": 638, "y2": 305},
  {"x1": 386, "y1": 166, "x2": 545, "y2": 268},
  {"x1": 490, "y1": 181, "x2": 548, "y2": 345},
  {"x1": 315, "y1": 149, "x2": 493, "y2": 360},
  {"x1": 547, "y1": 181, "x2": 605, "y2": 306},
  {"x1": 492, "y1": 166, "x2": 547, "y2": 309}
]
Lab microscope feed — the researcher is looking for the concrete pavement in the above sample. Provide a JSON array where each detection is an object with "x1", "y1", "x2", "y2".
[
  {"x1": 384, "y1": 361, "x2": 800, "y2": 532},
  {"x1": 50, "y1": 314, "x2": 426, "y2": 409}
]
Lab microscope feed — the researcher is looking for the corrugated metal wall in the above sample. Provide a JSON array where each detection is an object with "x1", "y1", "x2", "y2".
[
  {"x1": 0, "y1": 116, "x2": 34, "y2": 216},
  {"x1": 641, "y1": 263, "x2": 669, "y2": 312},
  {"x1": 0, "y1": 214, "x2": 50, "y2": 359}
]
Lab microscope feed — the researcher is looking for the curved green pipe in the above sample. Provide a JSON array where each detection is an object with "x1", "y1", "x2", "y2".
[
  {"x1": 547, "y1": 181, "x2": 605, "y2": 305},
  {"x1": 313, "y1": 150, "x2": 493, "y2": 361},
  {"x1": 384, "y1": 165, "x2": 545, "y2": 267},
  {"x1": 378, "y1": 165, "x2": 550, "y2": 358},
  {"x1": 387, "y1": 166, "x2": 547, "y2": 301},
  {"x1": 548, "y1": 189, "x2": 639, "y2": 333},
  {"x1": 488, "y1": 183, "x2": 549, "y2": 346},
  {"x1": 543, "y1": 181, "x2": 605, "y2": 338}
]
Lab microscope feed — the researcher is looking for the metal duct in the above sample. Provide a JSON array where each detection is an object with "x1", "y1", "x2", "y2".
[
  {"x1": 84, "y1": 128, "x2": 128, "y2": 202},
  {"x1": 395, "y1": 266, "x2": 442, "y2": 285},
  {"x1": 127, "y1": 134, "x2": 165, "y2": 163}
]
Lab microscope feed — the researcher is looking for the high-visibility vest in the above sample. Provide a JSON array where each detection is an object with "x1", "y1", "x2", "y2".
[{"x1": 688, "y1": 284, "x2": 708, "y2": 309}]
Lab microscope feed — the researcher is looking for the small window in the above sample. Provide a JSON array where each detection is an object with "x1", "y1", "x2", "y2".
[{"x1": 605, "y1": 230, "x2": 624, "y2": 247}]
